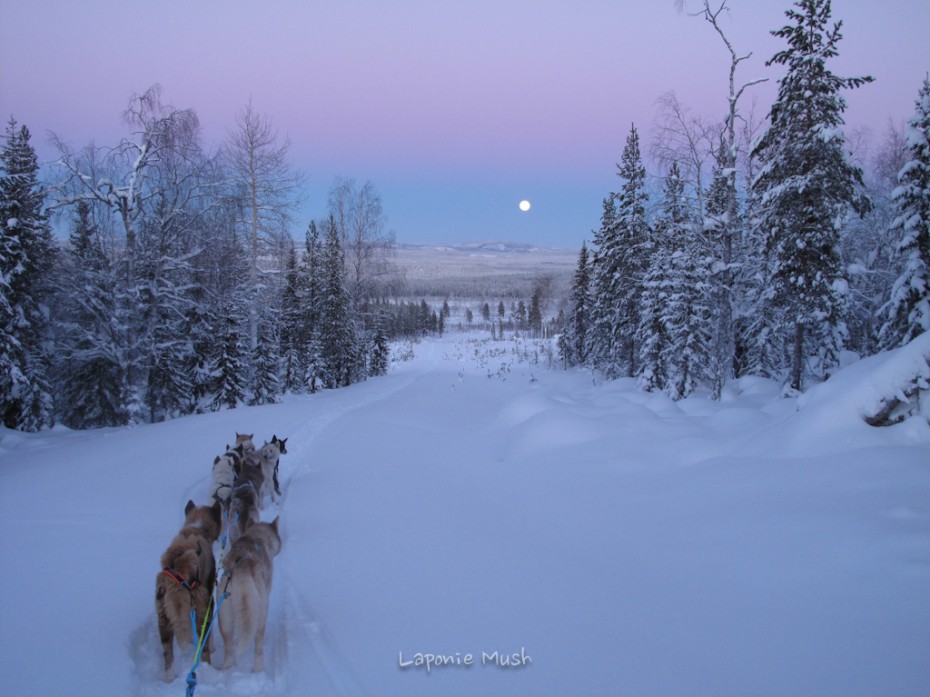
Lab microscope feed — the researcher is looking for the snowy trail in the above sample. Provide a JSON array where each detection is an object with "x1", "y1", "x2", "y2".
[{"x1": 264, "y1": 368, "x2": 422, "y2": 696}]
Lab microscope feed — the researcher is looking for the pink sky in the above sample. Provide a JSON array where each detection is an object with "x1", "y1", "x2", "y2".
[{"x1": 2, "y1": 0, "x2": 928, "y2": 247}]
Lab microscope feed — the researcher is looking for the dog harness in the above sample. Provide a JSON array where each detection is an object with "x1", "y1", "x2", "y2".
[{"x1": 161, "y1": 568, "x2": 200, "y2": 592}]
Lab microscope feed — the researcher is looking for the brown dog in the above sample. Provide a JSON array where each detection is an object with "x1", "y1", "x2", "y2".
[{"x1": 155, "y1": 499, "x2": 222, "y2": 680}]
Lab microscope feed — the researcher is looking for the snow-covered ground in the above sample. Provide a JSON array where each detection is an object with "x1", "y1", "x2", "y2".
[{"x1": 1, "y1": 334, "x2": 928, "y2": 697}]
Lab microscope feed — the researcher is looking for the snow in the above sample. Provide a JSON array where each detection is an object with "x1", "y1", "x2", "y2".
[{"x1": 1, "y1": 333, "x2": 928, "y2": 697}]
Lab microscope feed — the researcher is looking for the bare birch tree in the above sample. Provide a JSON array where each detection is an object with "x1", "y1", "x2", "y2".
[
  {"x1": 327, "y1": 177, "x2": 397, "y2": 310},
  {"x1": 226, "y1": 100, "x2": 304, "y2": 349},
  {"x1": 674, "y1": 0, "x2": 767, "y2": 396}
]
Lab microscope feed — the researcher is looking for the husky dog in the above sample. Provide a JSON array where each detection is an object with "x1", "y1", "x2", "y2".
[
  {"x1": 236, "y1": 453, "x2": 265, "y2": 507},
  {"x1": 257, "y1": 435, "x2": 288, "y2": 505},
  {"x1": 211, "y1": 444, "x2": 244, "y2": 506},
  {"x1": 235, "y1": 432, "x2": 256, "y2": 455},
  {"x1": 155, "y1": 500, "x2": 222, "y2": 680},
  {"x1": 219, "y1": 517, "x2": 283, "y2": 673},
  {"x1": 227, "y1": 481, "x2": 261, "y2": 545}
]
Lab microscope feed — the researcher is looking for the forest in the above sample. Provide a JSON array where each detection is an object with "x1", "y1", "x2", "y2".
[
  {"x1": 2, "y1": 0, "x2": 929, "y2": 430},
  {"x1": 558, "y1": 1, "x2": 930, "y2": 400}
]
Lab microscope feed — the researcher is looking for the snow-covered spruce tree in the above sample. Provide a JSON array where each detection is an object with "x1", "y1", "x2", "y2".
[
  {"x1": 590, "y1": 125, "x2": 650, "y2": 378},
  {"x1": 303, "y1": 336, "x2": 325, "y2": 393},
  {"x1": 559, "y1": 242, "x2": 592, "y2": 367},
  {"x1": 637, "y1": 192, "x2": 671, "y2": 393},
  {"x1": 185, "y1": 303, "x2": 216, "y2": 414},
  {"x1": 639, "y1": 162, "x2": 701, "y2": 395},
  {"x1": 54, "y1": 201, "x2": 126, "y2": 428},
  {"x1": 883, "y1": 76, "x2": 930, "y2": 347},
  {"x1": 249, "y1": 314, "x2": 281, "y2": 406},
  {"x1": 663, "y1": 164, "x2": 713, "y2": 399},
  {"x1": 297, "y1": 220, "x2": 328, "y2": 393},
  {"x1": 319, "y1": 215, "x2": 357, "y2": 389},
  {"x1": 750, "y1": 0, "x2": 872, "y2": 393},
  {"x1": 369, "y1": 326, "x2": 390, "y2": 377},
  {"x1": 587, "y1": 197, "x2": 617, "y2": 370},
  {"x1": 208, "y1": 306, "x2": 248, "y2": 411},
  {"x1": 0, "y1": 118, "x2": 55, "y2": 430},
  {"x1": 279, "y1": 242, "x2": 305, "y2": 393},
  {"x1": 528, "y1": 288, "x2": 543, "y2": 338}
]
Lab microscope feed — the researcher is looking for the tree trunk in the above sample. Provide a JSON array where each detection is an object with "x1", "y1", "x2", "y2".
[{"x1": 791, "y1": 322, "x2": 805, "y2": 392}]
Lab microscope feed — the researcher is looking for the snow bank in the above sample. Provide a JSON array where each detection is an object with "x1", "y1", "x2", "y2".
[{"x1": 786, "y1": 333, "x2": 930, "y2": 455}]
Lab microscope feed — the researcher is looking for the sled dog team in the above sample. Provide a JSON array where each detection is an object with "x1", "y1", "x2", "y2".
[{"x1": 155, "y1": 432, "x2": 288, "y2": 680}]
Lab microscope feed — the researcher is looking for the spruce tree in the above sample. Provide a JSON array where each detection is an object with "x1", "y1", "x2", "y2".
[
  {"x1": 369, "y1": 327, "x2": 390, "y2": 377},
  {"x1": 304, "y1": 336, "x2": 325, "y2": 393},
  {"x1": 587, "y1": 197, "x2": 617, "y2": 371},
  {"x1": 662, "y1": 164, "x2": 713, "y2": 399},
  {"x1": 249, "y1": 315, "x2": 281, "y2": 405},
  {"x1": 560, "y1": 242, "x2": 593, "y2": 367},
  {"x1": 186, "y1": 303, "x2": 216, "y2": 414},
  {"x1": 279, "y1": 243, "x2": 304, "y2": 393},
  {"x1": 884, "y1": 76, "x2": 930, "y2": 346},
  {"x1": 209, "y1": 309, "x2": 248, "y2": 411},
  {"x1": 319, "y1": 215, "x2": 356, "y2": 388},
  {"x1": 591, "y1": 124, "x2": 650, "y2": 379},
  {"x1": 637, "y1": 165, "x2": 677, "y2": 394},
  {"x1": 55, "y1": 201, "x2": 126, "y2": 428},
  {"x1": 0, "y1": 118, "x2": 55, "y2": 430},
  {"x1": 751, "y1": 0, "x2": 872, "y2": 392},
  {"x1": 528, "y1": 289, "x2": 543, "y2": 338}
]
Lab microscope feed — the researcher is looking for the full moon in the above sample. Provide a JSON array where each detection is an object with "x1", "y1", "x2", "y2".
[{"x1": 519, "y1": 199, "x2": 531, "y2": 212}]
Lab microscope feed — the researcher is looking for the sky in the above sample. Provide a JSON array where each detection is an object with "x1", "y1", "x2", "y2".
[{"x1": 1, "y1": 0, "x2": 928, "y2": 248}]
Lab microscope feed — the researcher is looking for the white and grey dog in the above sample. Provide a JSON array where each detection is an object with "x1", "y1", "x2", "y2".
[
  {"x1": 218, "y1": 517, "x2": 282, "y2": 673},
  {"x1": 211, "y1": 443, "x2": 244, "y2": 506},
  {"x1": 256, "y1": 435, "x2": 287, "y2": 506}
]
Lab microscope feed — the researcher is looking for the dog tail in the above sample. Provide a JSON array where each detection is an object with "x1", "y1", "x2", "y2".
[{"x1": 220, "y1": 569, "x2": 261, "y2": 656}]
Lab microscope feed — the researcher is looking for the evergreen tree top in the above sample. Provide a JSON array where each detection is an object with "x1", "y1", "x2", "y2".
[{"x1": 766, "y1": 0, "x2": 873, "y2": 129}]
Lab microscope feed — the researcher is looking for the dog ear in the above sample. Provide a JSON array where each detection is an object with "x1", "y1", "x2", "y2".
[
  {"x1": 271, "y1": 516, "x2": 280, "y2": 532},
  {"x1": 185, "y1": 500, "x2": 195, "y2": 516},
  {"x1": 279, "y1": 438, "x2": 287, "y2": 453},
  {"x1": 214, "y1": 455, "x2": 221, "y2": 465}
]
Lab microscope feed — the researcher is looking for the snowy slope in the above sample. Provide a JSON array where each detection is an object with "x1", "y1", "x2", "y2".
[{"x1": 1, "y1": 335, "x2": 928, "y2": 697}]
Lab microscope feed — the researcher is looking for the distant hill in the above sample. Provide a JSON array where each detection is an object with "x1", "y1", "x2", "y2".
[
  {"x1": 392, "y1": 241, "x2": 575, "y2": 301},
  {"x1": 398, "y1": 240, "x2": 553, "y2": 254}
]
